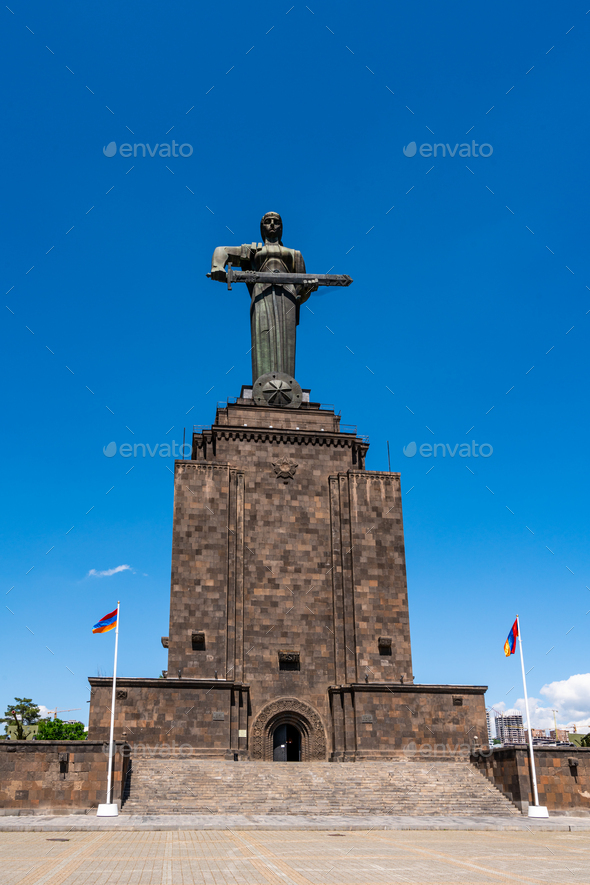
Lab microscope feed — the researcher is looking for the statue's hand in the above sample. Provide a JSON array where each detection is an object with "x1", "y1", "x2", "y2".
[
  {"x1": 298, "y1": 283, "x2": 318, "y2": 303},
  {"x1": 209, "y1": 269, "x2": 227, "y2": 283}
]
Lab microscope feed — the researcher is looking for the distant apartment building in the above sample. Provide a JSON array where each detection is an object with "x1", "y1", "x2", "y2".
[
  {"x1": 486, "y1": 710, "x2": 493, "y2": 746},
  {"x1": 495, "y1": 713, "x2": 525, "y2": 744},
  {"x1": 531, "y1": 728, "x2": 557, "y2": 745},
  {"x1": 550, "y1": 729, "x2": 570, "y2": 742}
]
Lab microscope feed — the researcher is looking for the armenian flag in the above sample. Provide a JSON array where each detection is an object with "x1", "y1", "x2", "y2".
[
  {"x1": 504, "y1": 617, "x2": 518, "y2": 656},
  {"x1": 93, "y1": 608, "x2": 118, "y2": 634}
]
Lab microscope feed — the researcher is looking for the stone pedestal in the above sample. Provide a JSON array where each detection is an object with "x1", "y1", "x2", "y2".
[{"x1": 88, "y1": 392, "x2": 487, "y2": 760}]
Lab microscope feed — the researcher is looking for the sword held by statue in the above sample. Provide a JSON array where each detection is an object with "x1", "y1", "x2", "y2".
[{"x1": 207, "y1": 263, "x2": 353, "y2": 291}]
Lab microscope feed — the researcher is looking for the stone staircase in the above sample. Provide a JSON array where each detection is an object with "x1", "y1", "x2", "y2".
[{"x1": 121, "y1": 759, "x2": 519, "y2": 816}]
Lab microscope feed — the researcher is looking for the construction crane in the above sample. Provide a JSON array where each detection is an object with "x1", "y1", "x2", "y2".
[{"x1": 47, "y1": 707, "x2": 81, "y2": 720}]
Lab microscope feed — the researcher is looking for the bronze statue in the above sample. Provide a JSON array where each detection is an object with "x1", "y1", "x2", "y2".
[{"x1": 208, "y1": 213, "x2": 352, "y2": 388}]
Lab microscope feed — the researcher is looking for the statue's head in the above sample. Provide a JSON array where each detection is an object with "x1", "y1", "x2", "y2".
[{"x1": 261, "y1": 212, "x2": 283, "y2": 244}]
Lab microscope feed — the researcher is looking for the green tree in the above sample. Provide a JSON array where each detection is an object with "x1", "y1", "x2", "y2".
[
  {"x1": 580, "y1": 732, "x2": 590, "y2": 748},
  {"x1": 1, "y1": 698, "x2": 41, "y2": 739},
  {"x1": 37, "y1": 718, "x2": 86, "y2": 741}
]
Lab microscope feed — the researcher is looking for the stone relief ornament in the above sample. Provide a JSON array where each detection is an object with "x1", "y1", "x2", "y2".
[
  {"x1": 250, "y1": 696, "x2": 327, "y2": 761},
  {"x1": 254, "y1": 372, "x2": 302, "y2": 409},
  {"x1": 272, "y1": 457, "x2": 298, "y2": 480}
]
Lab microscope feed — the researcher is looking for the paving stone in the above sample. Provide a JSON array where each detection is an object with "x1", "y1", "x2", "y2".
[{"x1": 1, "y1": 828, "x2": 589, "y2": 885}]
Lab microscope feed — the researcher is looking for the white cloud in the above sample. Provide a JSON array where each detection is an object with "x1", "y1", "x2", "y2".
[
  {"x1": 540, "y1": 673, "x2": 590, "y2": 721},
  {"x1": 87, "y1": 564, "x2": 132, "y2": 578},
  {"x1": 490, "y1": 673, "x2": 590, "y2": 733},
  {"x1": 38, "y1": 705, "x2": 52, "y2": 719}
]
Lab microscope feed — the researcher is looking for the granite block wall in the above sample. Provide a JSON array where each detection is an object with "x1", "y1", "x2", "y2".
[
  {"x1": 330, "y1": 471, "x2": 412, "y2": 686},
  {"x1": 165, "y1": 398, "x2": 413, "y2": 740},
  {"x1": 0, "y1": 741, "x2": 129, "y2": 812},
  {"x1": 473, "y1": 746, "x2": 590, "y2": 813},
  {"x1": 330, "y1": 684, "x2": 487, "y2": 761},
  {"x1": 168, "y1": 462, "x2": 233, "y2": 680},
  {"x1": 87, "y1": 678, "x2": 486, "y2": 762},
  {"x1": 88, "y1": 679, "x2": 245, "y2": 757}
]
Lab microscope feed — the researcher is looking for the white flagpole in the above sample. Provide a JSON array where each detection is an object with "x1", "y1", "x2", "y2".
[
  {"x1": 98, "y1": 601, "x2": 120, "y2": 816},
  {"x1": 516, "y1": 614, "x2": 545, "y2": 814}
]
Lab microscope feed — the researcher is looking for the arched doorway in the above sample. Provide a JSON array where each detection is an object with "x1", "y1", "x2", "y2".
[
  {"x1": 250, "y1": 697, "x2": 327, "y2": 761},
  {"x1": 272, "y1": 723, "x2": 302, "y2": 761}
]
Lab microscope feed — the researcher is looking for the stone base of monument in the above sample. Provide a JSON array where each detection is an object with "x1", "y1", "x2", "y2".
[
  {"x1": 528, "y1": 805, "x2": 549, "y2": 818},
  {"x1": 88, "y1": 395, "x2": 489, "y2": 789},
  {"x1": 96, "y1": 804, "x2": 119, "y2": 817}
]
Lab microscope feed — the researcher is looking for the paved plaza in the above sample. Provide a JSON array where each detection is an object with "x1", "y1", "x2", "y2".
[{"x1": 3, "y1": 821, "x2": 590, "y2": 884}]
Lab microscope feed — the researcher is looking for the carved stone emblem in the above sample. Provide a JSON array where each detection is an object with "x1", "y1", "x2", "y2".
[
  {"x1": 278, "y1": 650, "x2": 300, "y2": 670},
  {"x1": 254, "y1": 373, "x2": 302, "y2": 408},
  {"x1": 278, "y1": 651, "x2": 299, "y2": 663},
  {"x1": 272, "y1": 457, "x2": 298, "y2": 480}
]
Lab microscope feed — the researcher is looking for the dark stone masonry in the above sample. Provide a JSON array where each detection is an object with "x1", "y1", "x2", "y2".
[
  {"x1": 473, "y1": 746, "x2": 590, "y2": 814},
  {"x1": 88, "y1": 390, "x2": 488, "y2": 760},
  {"x1": 0, "y1": 741, "x2": 129, "y2": 812}
]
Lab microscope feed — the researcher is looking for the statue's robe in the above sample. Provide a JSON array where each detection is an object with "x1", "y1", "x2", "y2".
[{"x1": 238, "y1": 242, "x2": 308, "y2": 381}]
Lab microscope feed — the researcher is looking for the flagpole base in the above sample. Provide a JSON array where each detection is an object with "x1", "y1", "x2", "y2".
[
  {"x1": 528, "y1": 805, "x2": 549, "y2": 818},
  {"x1": 96, "y1": 803, "x2": 119, "y2": 817}
]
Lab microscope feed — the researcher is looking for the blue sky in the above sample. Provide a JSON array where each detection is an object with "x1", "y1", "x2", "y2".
[{"x1": 2, "y1": 0, "x2": 590, "y2": 732}]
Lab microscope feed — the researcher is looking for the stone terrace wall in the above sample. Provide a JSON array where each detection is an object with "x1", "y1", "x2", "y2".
[
  {"x1": 331, "y1": 684, "x2": 488, "y2": 761},
  {"x1": 88, "y1": 678, "x2": 244, "y2": 756},
  {"x1": 0, "y1": 741, "x2": 129, "y2": 813},
  {"x1": 88, "y1": 678, "x2": 488, "y2": 762},
  {"x1": 472, "y1": 746, "x2": 590, "y2": 814}
]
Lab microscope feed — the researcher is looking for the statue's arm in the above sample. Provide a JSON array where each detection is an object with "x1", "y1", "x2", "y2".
[{"x1": 210, "y1": 246, "x2": 244, "y2": 281}]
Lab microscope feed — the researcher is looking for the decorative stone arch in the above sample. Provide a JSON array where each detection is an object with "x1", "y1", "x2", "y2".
[{"x1": 250, "y1": 697, "x2": 327, "y2": 761}]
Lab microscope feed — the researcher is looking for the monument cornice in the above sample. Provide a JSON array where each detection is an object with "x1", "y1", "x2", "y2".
[
  {"x1": 198, "y1": 425, "x2": 369, "y2": 449},
  {"x1": 88, "y1": 677, "x2": 250, "y2": 690},
  {"x1": 328, "y1": 683, "x2": 488, "y2": 695}
]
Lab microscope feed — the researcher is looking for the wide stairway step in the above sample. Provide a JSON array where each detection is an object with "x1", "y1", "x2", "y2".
[{"x1": 121, "y1": 759, "x2": 519, "y2": 816}]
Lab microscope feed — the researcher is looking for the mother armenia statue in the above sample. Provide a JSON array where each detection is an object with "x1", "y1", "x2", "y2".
[{"x1": 208, "y1": 212, "x2": 352, "y2": 400}]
